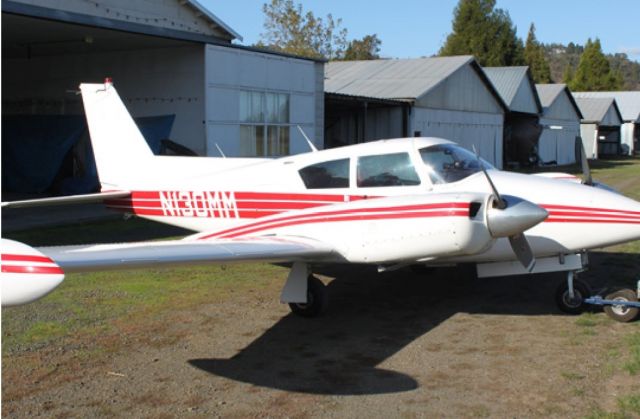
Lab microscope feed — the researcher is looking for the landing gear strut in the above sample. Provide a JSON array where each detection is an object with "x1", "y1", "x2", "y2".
[{"x1": 555, "y1": 271, "x2": 592, "y2": 314}]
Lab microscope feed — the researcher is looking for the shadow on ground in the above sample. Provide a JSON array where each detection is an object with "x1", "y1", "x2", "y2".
[{"x1": 189, "y1": 250, "x2": 638, "y2": 395}]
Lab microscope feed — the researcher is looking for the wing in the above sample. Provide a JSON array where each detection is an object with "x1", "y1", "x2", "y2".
[
  {"x1": 40, "y1": 236, "x2": 337, "y2": 273},
  {"x1": 1, "y1": 191, "x2": 131, "y2": 209},
  {"x1": 1, "y1": 236, "x2": 336, "y2": 306}
]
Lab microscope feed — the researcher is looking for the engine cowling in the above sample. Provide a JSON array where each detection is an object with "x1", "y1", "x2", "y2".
[{"x1": 1, "y1": 239, "x2": 65, "y2": 306}]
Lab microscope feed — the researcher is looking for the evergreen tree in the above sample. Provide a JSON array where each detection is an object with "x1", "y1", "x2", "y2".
[
  {"x1": 568, "y1": 38, "x2": 622, "y2": 91},
  {"x1": 524, "y1": 23, "x2": 552, "y2": 83},
  {"x1": 342, "y1": 34, "x2": 382, "y2": 61},
  {"x1": 439, "y1": 0, "x2": 524, "y2": 66}
]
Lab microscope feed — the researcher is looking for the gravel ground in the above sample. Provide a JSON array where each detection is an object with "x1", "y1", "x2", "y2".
[{"x1": 2, "y1": 252, "x2": 639, "y2": 418}]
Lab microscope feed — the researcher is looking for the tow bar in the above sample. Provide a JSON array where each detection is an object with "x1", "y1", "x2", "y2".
[{"x1": 584, "y1": 278, "x2": 640, "y2": 323}]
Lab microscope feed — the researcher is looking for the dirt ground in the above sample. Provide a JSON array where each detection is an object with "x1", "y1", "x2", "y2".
[{"x1": 2, "y1": 250, "x2": 639, "y2": 418}]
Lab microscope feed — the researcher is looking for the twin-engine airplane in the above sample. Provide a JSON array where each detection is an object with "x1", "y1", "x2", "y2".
[{"x1": 2, "y1": 79, "x2": 640, "y2": 319}]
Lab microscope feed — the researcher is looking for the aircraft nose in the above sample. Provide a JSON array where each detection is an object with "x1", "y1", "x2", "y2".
[{"x1": 486, "y1": 195, "x2": 549, "y2": 238}]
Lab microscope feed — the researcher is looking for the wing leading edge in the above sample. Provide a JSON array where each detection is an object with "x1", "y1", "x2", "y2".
[{"x1": 40, "y1": 236, "x2": 338, "y2": 273}]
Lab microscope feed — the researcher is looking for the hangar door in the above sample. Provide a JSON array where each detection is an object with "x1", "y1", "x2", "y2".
[{"x1": 412, "y1": 108, "x2": 504, "y2": 169}]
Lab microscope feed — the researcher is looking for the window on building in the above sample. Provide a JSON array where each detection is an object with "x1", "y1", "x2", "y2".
[
  {"x1": 299, "y1": 158, "x2": 350, "y2": 189},
  {"x1": 357, "y1": 153, "x2": 420, "y2": 187},
  {"x1": 240, "y1": 91, "x2": 290, "y2": 157}
]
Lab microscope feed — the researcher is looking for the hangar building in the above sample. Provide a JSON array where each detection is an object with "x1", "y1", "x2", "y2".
[
  {"x1": 483, "y1": 67, "x2": 542, "y2": 167},
  {"x1": 573, "y1": 91, "x2": 640, "y2": 156},
  {"x1": 573, "y1": 97, "x2": 623, "y2": 159},
  {"x1": 2, "y1": 0, "x2": 324, "y2": 195},
  {"x1": 324, "y1": 56, "x2": 507, "y2": 168},
  {"x1": 535, "y1": 84, "x2": 582, "y2": 165}
]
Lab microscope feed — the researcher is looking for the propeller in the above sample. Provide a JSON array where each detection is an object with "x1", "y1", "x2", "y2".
[{"x1": 473, "y1": 147, "x2": 548, "y2": 271}]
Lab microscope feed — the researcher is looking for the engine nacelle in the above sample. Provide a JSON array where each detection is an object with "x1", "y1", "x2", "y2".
[{"x1": 1, "y1": 239, "x2": 65, "y2": 306}]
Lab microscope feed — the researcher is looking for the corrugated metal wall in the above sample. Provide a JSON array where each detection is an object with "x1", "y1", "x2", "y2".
[
  {"x1": 412, "y1": 108, "x2": 504, "y2": 168},
  {"x1": 3, "y1": 44, "x2": 206, "y2": 154},
  {"x1": 538, "y1": 119, "x2": 580, "y2": 165},
  {"x1": 418, "y1": 65, "x2": 502, "y2": 114},
  {"x1": 537, "y1": 90, "x2": 581, "y2": 165},
  {"x1": 204, "y1": 45, "x2": 320, "y2": 157}
]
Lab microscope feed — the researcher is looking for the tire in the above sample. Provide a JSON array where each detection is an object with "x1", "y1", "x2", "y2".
[
  {"x1": 555, "y1": 279, "x2": 591, "y2": 315},
  {"x1": 288, "y1": 276, "x2": 328, "y2": 318},
  {"x1": 603, "y1": 289, "x2": 639, "y2": 323}
]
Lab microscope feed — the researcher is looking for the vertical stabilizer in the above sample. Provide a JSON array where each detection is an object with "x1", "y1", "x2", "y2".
[{"x1": 80, "y1": 80, "x2": 154, "y2": 189}]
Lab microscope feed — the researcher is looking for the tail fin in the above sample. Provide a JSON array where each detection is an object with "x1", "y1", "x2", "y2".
[{"x1": 80, "y1": 80, "x2": 153, "y2": 189}]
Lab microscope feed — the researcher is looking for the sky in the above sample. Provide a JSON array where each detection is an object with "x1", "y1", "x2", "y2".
[{"x1": 201, "y1": 0, "x2": 640, "y2": 61}]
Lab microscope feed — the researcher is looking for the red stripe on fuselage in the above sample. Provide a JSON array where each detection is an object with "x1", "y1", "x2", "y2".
[
  {"x1": 217, "y1": 209, "x2": 470, "y2": 239},
  {"x1": 199, "y1": 202, "x2": 471, "y2": 240}
]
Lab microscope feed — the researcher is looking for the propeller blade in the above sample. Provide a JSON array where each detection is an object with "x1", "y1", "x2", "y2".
[
  {"x1": 472, "y1": 145, "x2": 506, "y2": 209},
  {"x1": 508, "y1": 233, "x2": 536, "y2": 272},
  {"x1": 575, "y1": 136, "x2": 593, "y2": 186}
]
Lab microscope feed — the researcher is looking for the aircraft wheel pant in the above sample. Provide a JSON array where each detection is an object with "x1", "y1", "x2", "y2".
[
  {"x1": 288, "y1": 276, "x2": 328, "y2": 317},
  {"x1": 555, "y1": 278, "x2": 592, "y2": 315},
  {"x1": 603, "y1": 289, "x2": 640, "y2": 323}
]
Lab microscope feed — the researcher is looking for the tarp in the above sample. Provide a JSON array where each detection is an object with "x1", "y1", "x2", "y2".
[{"x1": 2, "y1": 114, "x2": 175, "y2": 194}]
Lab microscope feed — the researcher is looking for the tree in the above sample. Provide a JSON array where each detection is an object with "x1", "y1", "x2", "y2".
[
  {"x1": 439, "y1": 0, "x2": 524, "y2": 66},
  {"x1": 567, "y1": 38, "x2": 623, "y2": 91},
  {"x1": 342, "y1": 34, "x2": 382, "y2": 61},
  {"x1": 524, "y1": 23, "x2": 552, "y2": 83},
  {"x1": 257, "y1": 0, "x2": 347, "y2": 60}
]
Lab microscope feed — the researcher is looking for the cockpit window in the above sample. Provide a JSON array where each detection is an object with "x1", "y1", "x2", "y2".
[
  {"x1": 419, "y1": 144, "x2": 493, "y2": 184},
  {"x1": 357, "y1": 153, "x2": 420, "y2": 187},
  {"x1": 299, "y1": 158, "x2": 349, "y2": 189}
]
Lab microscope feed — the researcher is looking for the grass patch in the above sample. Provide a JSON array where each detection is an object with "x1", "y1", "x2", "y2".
[
  {"x1": 2, "y1": 263, "x2": 288, "y2": 354},
  {"x1": 623, "y1": 332, "x2": 640, "y2": 375}
]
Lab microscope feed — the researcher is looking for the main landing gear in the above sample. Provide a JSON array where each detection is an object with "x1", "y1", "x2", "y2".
[
  {"x1": 556, "y1": 272, "x2": 640, "y2": 322},
  {"x1": 281, "y1": 262, "x2": 328, "y2": 317},
  {"x1": 288, "y1": 276, "x2": 328, "y2": 317}
]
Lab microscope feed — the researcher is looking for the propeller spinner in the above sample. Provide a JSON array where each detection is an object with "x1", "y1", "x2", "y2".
[{"x1": 473, "y1": 147, "x2": 548, "y2": 271}]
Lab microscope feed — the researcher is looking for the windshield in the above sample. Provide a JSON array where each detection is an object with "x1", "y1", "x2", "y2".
[{"x1": 419, "y1": 144, "x2": 494, "y2": 184}]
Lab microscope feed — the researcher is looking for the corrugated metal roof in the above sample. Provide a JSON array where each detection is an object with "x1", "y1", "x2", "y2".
[
  {"x1": 535, "y1": 84, "x2": 565, "y2": 108},
  {"x1": 574, "y1": 97, "x2": 622, "y2": 124},
  {"x1": 483, "y1": 67, "x2": 528, "y2": 105},
  {"x1": 573, "y1": 91, "x2": 640, "y2": 122},
  {"x1": 325, "y1": 56, "x2": 474, "y2": 101}
]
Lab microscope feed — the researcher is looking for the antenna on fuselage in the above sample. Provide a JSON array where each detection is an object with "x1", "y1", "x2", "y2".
[
  {"x1": 214, "y1": 143, "x2": 226, "y2": 158},
  {"x1": 297, "y1": 125, "x2": 318, "y2": 152}
]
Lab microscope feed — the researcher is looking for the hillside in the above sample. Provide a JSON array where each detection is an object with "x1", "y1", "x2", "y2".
[{"x1": 544, "y1": 42, "x2": 640, "y2": 90}]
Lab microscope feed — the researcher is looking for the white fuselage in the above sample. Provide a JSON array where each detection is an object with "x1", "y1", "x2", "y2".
[{"x1": 103, "y1": 137, "x2": 640, "y2": 265}]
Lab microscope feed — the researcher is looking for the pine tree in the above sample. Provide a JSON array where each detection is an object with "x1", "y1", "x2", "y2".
[
  {"x1": 439, "y1": 0, "x2": 524, "y2": 66},
  {"x1": 568, "y1": 38, "x2": 622, "y2": 91},
  {"x1": 524, "y1": 23, "x2": 552, "y2": 83}
]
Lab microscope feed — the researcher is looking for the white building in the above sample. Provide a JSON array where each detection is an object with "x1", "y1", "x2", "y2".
[
  {"x1": 483, "y1": 67, "x2": 542, "y2": 167},
  {"x1": 573, "y1": 91, "x2": 640, "y2": 156},
  {"x1": 325, "y1": 56, "x2": 507, "y2": 168},
  {"x1": 573, "y1": 97, "x2": 623, "y2": 159},
  {"x1": 535, "y1": 84, "x2": 582, "y2": 165},
  {"x1": 2, "y1": 0, "x2": 324, "y2": 194}
]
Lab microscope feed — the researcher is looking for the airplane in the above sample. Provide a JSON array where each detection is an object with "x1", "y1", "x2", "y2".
[{"x1": 2, "y1": 79, "x2": 640, "y2": 321}]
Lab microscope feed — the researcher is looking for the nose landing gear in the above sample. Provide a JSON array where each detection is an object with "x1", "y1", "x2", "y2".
[{"x1": 556, "y1": 272, "x2": 640, "y2": 322}]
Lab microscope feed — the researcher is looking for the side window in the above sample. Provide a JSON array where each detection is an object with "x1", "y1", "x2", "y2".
[
  {"x1": 299, "y1": 159, "x2": 350, "y2": 189},
  {"x1": 357, "y1": 153, "x2": 420, "y2": 187}
]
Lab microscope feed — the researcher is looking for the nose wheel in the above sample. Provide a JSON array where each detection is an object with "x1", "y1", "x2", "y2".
[{"x1": 555, "y1": 272, "x2": 592, "y2": 314}]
